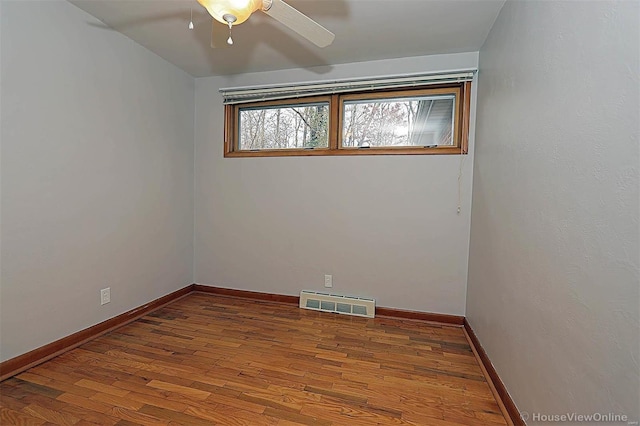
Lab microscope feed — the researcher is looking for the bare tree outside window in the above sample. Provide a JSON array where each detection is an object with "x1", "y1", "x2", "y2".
[
  {"x1": 342, "y1": 95, "x2": 455, "y2": 148},
  {"x1": 239, "y1": 102, "x2": 329, "y2": 150}
]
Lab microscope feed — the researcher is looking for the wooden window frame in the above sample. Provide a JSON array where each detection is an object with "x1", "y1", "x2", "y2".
[{"x1": 224, "y1": 82, "x2": 471, "y2": 157}]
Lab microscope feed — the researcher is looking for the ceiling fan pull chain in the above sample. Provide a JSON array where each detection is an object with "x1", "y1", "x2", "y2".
[
  {"x1": 188, "y1": 8, "x2": 194, "y2": 30},
  {"x1": 223, "y1": 14, "x2": 237, "y2": 45},
  {"x1": 227, "y1": 24, "x2": 234, "y2": 45}
]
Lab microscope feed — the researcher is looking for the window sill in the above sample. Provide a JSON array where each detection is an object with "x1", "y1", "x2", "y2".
[{"x1": 224, "y1": 147, "x2": 468, "y2": 158}]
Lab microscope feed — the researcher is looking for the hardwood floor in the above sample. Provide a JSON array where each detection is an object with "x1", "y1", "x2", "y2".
[{"x1": 0, "y1": 293, "x2": 508, "y2": 425}]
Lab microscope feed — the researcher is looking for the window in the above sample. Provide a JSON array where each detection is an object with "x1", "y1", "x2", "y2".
[
  {"x1": 237, "y1": 98, "x2": 330, "y2": 150},
  {"x1": 224, "y1": 82, "x2": 471, "y2": 157}
]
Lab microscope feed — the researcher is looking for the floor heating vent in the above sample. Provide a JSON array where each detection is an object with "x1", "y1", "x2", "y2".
[{"x1": 299, "y1": 290, "x2": 375, "y2": 318}]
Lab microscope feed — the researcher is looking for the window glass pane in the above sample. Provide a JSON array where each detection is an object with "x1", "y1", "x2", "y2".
[
  {"x1": 342, "y1": 95, "x2": 455, "y2": 148},
  {"x1": 238, "y1": 102, "x2": 329, "y2": 150}
]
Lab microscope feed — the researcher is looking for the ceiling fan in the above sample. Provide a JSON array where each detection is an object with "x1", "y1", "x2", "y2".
[{"x1": 196, "y1": 0, "x2": 335, "y2": 48}]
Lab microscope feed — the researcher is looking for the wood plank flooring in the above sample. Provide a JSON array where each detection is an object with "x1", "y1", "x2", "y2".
[{"x1": 0, "y1": 293, "x2": 508, "y2": 425}]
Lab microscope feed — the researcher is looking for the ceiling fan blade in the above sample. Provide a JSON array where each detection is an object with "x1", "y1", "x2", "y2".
[
  {"x1": 262, "y1": 0, "x2": 334, "y2": 48},
  {"x1": 211, "y1": 18, "x2": 230, "y2": 48}
]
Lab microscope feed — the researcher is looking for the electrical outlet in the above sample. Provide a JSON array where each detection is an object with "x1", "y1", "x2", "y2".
[
  {"x1": 100, "y1": 287, "x2": 111, "y2": 305},
  {"x1": 324, "y1": 274, "x2": 333, "y2": 288}
]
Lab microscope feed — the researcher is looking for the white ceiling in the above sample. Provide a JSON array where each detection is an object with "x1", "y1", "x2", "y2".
[{"x1": 70, "y1": 0, "x2": 505, "y2": 77}]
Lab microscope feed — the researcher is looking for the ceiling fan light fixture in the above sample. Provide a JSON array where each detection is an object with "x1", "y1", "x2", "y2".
[
  {"x1": 196, "y1": 0, "x2": 262, "y2": 26},
  {"x1": 203, "y1": 0, "x2": 335, "y2": 49}
]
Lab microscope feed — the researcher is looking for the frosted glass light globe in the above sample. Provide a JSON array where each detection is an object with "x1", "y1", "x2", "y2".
[{"x1": 197, "y1": 0, "x2": 262, "y2": 25}]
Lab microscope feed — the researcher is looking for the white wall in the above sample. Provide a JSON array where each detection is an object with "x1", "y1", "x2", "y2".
[
  {"x1": 0, "y1": 1, "x2": 195, "y2": 361},
  {"x1": 195, "y1": 53, "x2": 478, "y2": 315},
  {"x1": 468, "y1": 0, "x2": 639, "y2": 421}
]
